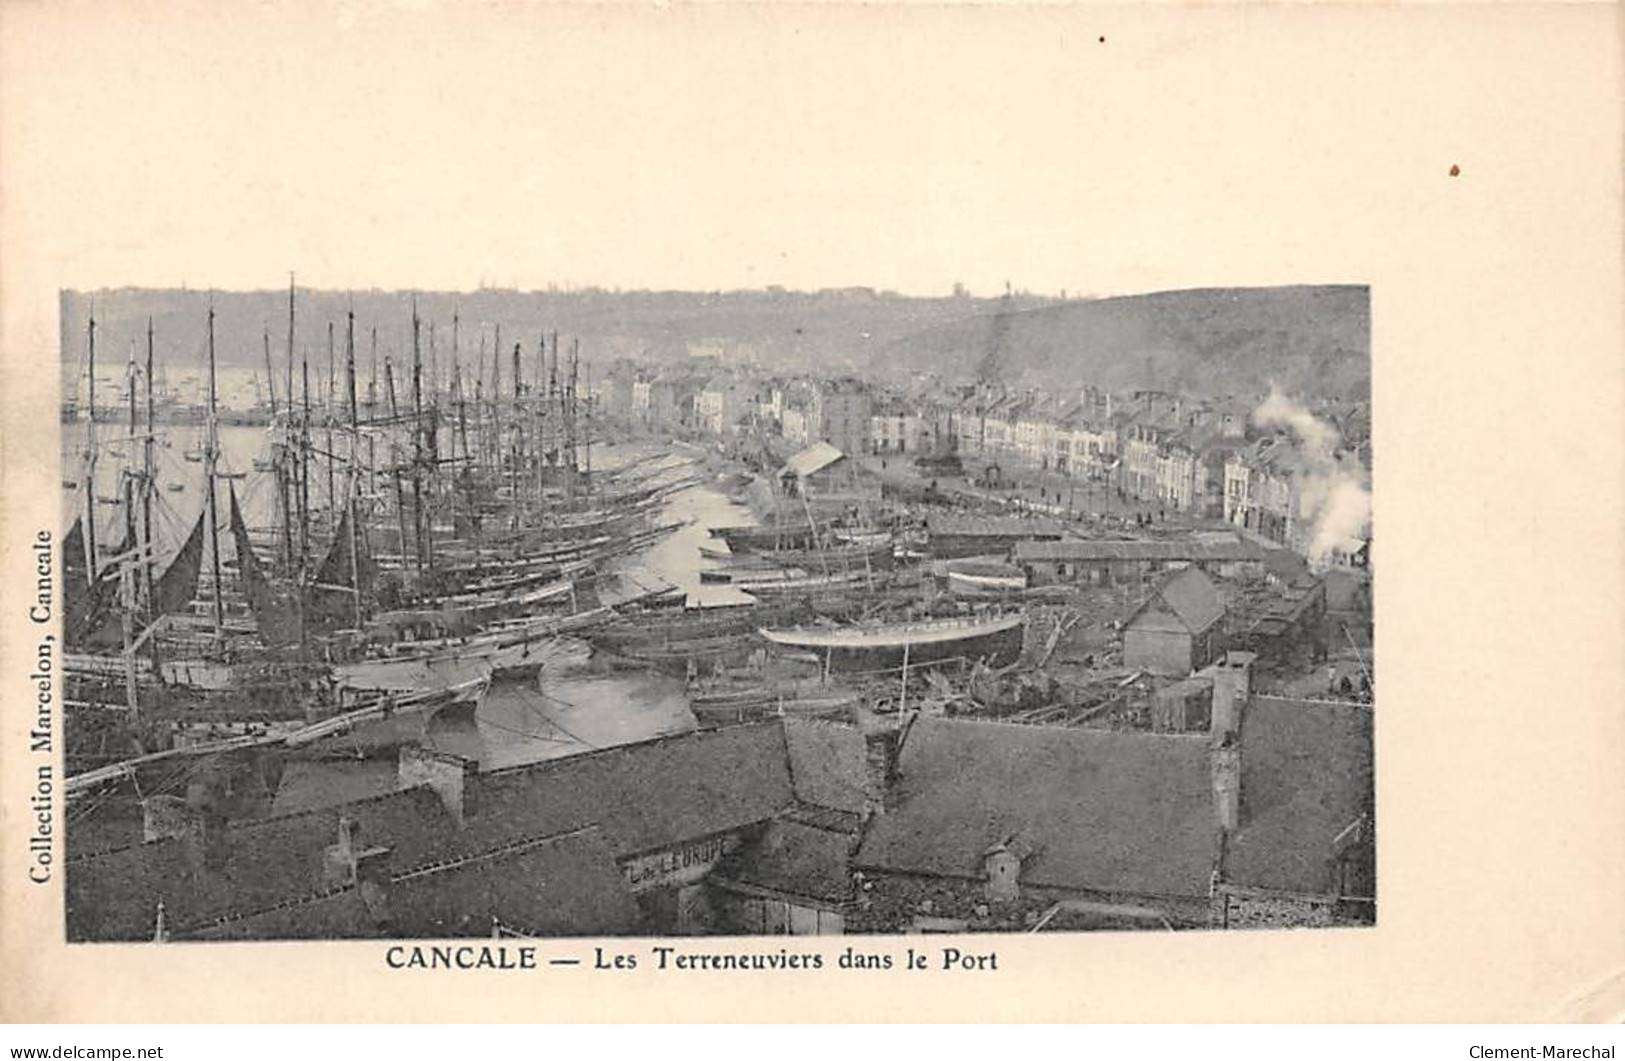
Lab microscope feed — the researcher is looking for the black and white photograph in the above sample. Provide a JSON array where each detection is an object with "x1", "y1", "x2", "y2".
[
  {"x1": 56, "y1": 281, "x2": 1374, "y2": 942},
  {"x1": 3, "y1": 0, "x2": 1620, "y2": 1032}
]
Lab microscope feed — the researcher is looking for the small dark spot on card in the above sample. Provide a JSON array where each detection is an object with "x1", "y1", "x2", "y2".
[{"x1": 1449, "y1": 164, "x2": 1460, "y2": 177}]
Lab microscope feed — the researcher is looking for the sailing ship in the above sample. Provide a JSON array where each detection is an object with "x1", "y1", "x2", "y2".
[{"x1": 61, "y1": 286, "x2": 696, "y2": 805}]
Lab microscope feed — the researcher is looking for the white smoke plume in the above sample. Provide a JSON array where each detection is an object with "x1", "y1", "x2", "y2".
[{"x1": 1252, "y1": 385, "x2": 1371, "y2": 569}]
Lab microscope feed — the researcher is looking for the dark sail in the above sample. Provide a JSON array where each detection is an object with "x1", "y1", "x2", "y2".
[
  {"x1": 229, "y1": 486, "x2": 300, "y2": 647},
  {"x1": 306, "y1": 502, "x2": 373, "y2": 632},
  {"x1": 62, "y1": 516, "x2": 123, "y2": 649},
  {"x1": 149, "y1": 508, "x2": 207, "y2": 621}
]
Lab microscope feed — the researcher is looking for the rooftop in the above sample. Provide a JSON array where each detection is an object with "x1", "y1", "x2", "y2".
[
  {"x1": 925, "y1": 514, "x2": 1067, "y2": 539},
  {"x1": 68, "y1": 721, "x2": 797, "y2": 940},
  {"x1": 1014, "y1": 538, "x2": 1268, "y2": 564},
  {"x1": 854, "y1": 717, "x2": 1218, "y2": 900},
  {"x1": 780, "y1": 441, "x2": 845, "y2": 480},
  {"x1": 1224, "y1": 697, "x2": 1374, "y2": 897},
  {"x1": 1127, "y1": 566, "x2": 1226, "y2": 635}
]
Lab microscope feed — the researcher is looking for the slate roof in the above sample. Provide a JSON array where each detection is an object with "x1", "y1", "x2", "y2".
[
  {"x1": 853, "y1": 718, "x2": 1218, "y2": 900},
  {"x1": 1127, "y1": 566, "x2": 1226, "y2": 635},
  {"x1": 388, "y1": 827, "x2": 642, "y2": 938},
  {"x1": 67, "y1": 785, "x2": 458, "y2": 941},
  {"x1": 1014, "y1": 538, "x2": 1267, "y2": 564},
  {"x1": 782, "y1": 718, "x2": 876, "y2": 816},
  {"x1": 715, "y1": 817, "x2": 857, "y2": 906},
  {"x1": 467, "y1": 720, "x2": 794, "y2": 859},
  {"x1": 185, "y1": 827, "x2": 643, "y2": 940},
  {"x1": 68, "y1": 721, "x2": 796, "y2": 941},
  {"x1": 925, "y1": 514, "x2": 1066, "y2": 539},
  {"x1": 1224, "y1": 697, "x2": 1374, "y2": 896}
]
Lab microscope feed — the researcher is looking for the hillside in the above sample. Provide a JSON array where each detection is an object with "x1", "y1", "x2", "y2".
[
  {"x1": 872, "y1": 285, "x2": 1370, "y2": 402},
  {"x1": 59, "y1": 284, "x2": 1367, "y2": 403}
]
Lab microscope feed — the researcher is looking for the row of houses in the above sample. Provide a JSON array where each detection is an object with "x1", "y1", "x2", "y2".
[{"x1": 593, "y1": 360, "x2": 1370, "y2": 559}]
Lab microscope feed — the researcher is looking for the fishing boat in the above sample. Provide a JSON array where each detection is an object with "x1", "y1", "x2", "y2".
[
  {"x1": 730, "y1": 569, "x2": 874, "y2": 596},
  {"x1": 688, "y1": 688, "x2": 861, "y2": 726},
  {"x1": 758, "y1": 612, "x2": 1027, "y2": 671},
  {"x1": 944, "y1": 559, "x2": 1028, "y2": 598},
  {"x1": 711, "y1": 519, "x2": 826, "y2": 553},
  {"x1": 339, "y1": 610, "x2": 606, "y2": 685}
]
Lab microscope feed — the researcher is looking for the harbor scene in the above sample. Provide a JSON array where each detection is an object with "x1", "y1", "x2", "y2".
[{"x1": 59, "y1": 283, "x2": 1374, "y2": 941}]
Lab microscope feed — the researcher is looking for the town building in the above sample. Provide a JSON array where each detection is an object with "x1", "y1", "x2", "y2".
[
  {"x1": 1013, "y1": 536, "x2": 1269, "y2": 587},
  {"x1": 777, "y1": 441, "x2": 871, "y2": 502},
  {"x1": 1122, "y1": 566, "x2": 1227, "y2": 676},
  {"x1": 632, "y1": 371, "x2": 702, "y2": 431},
  {"x1": 924, "y1": 513, "x2": 1067, "y2": 560},
  {"x1": 808, "y1": 378, "x2": 872, "y2": 458}
]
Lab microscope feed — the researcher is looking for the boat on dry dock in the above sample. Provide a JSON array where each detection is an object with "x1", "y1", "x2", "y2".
[
  {"x1": 758, "y1": 611, "x2": 1027, "y2": 671},
  {"x1": 944, "y1": 558, "x2": 1028, "y2": 598}
]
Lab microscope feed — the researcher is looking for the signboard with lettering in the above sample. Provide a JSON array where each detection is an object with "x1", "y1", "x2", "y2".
[{"x1": 620, "y1": 833, "x2": 738, "y2": 893}]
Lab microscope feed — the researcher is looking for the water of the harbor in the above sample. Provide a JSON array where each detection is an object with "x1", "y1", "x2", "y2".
[{"x1": 62, "y1": 419, "x2": 763, "y2": 802}]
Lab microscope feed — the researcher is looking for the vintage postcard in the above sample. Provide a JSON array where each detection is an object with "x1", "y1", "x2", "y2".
[{"x1": 2, "y1": 1, "x2": 1620, "y2": 1024}]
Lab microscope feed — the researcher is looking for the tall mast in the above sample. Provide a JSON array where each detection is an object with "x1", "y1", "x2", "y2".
[
  {"x1": 346, "y1": 309, "x2": 362, "y2": 628},
  {"x1": 285, "y1": 275, "x2": 296, "y2": 435},
  {"x1": 84, "y1": 307, "x2": 98, "y2": 572},
  {"x1": 284, "y1": 276, "x2": 297, "y2": 572},
  {"x1": 509, "y1": 341, "x2": 521, "y2": 528},
  {"x1": 569, "y1": 339, "x2": 581, "y2": 481},
  {"x1": 384, "y1": 357, "x2": 410, "y2": 567},
  {"x1": 411, "y1": 301, "x2": 427, "y2": 572},
  {"x1": 127, "y1": 339, "x2": 138, "y2": 434},
  {"x1": 491, "y1": 322, "x2": 502, "y2": 439},
  {"x1": 428, "y1": 320, "x2": 439, "y2": 410},
  {"x1": 452, "y1": 363, "x2": 470, "y2": 535},
  {"x1": 542, "y1": 331, "x2": 555, "y2": 497},
  {"x1": 474, "y1": 333, "x2": 487, "y2": 472},
  {"x1": 123, "y1": 339, "x2": 139, "y2": 609},
  {"x1": 453, "y1": 363, "x2": 471, "y2": 464},
  {"x1": 326, "y1": 321, "x2": 336, "y2": 518},
  {"x1": 205, "y1": 300, "x2": 224, "y2": 638},
  {"x1": 300, "y1": 330, "x2": 311, "y2": 565},
  {"x1": 143, "y1": 318, "x2": 156, "y2": 613},
  {"x1": 491, "y1": 324, "x2": 502, "y2": 518}
]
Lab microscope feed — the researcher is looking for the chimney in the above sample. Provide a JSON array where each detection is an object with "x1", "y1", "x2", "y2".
[
  {"x1": 1209, "y1": 650, "x2": 1255, "y2": 741},
  {"x1": 398, "y1": 745, "x2": 478, "y2": 826},
  {"x1": 322, "y1": 814, "x2": 392, "y2": 903},
  {"x1": 354, "y1": 847, "x2": 393, "y2": 928},
  {"x1": 982, "y1": 834, "x2": 1037, "y2": 903},
  {"x1": 322, "y1": 815, "x2": 361, "y2": 890},
  {"x1": 1211, "y1": 734, "x2": 1241, "y2": 833},
  {"x1": 863, "y1": 727, "x2": 900, "y2": 815}
]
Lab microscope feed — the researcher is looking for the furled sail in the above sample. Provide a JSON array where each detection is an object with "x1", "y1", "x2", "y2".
[{"x1": 228, "y1": 486, "x2": 301, "y2": 647}]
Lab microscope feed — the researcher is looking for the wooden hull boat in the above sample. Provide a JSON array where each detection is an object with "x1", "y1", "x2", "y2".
[{"x1": 758, "y1": 612, "x2": 1026, "y2": 671}]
